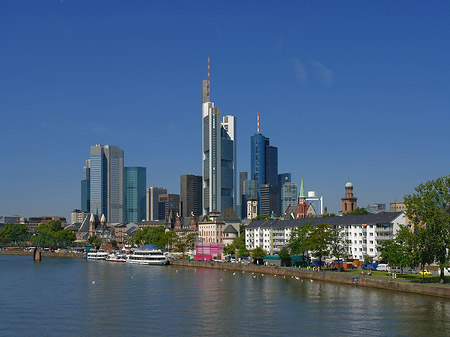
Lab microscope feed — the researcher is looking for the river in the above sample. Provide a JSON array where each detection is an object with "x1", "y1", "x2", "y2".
[{"x1": 1, "y1": 255, "x2": 450, "y2": 336}]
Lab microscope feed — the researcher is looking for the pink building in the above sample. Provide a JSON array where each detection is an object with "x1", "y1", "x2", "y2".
[{"x1": 194, "y1": 242, "x2": 224, "y2": 261}]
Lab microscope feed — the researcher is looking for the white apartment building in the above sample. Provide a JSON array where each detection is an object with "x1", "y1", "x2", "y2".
[{"x1": 245, "y1": 212, "x2": 406, "y2": 260}]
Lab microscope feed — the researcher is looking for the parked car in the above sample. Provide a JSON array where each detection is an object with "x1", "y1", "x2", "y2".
[
  {"x1": 376, "y1": 263, "x2": 388, "y2": 271},
  {"x1": 419, "y1": 270, "x2": 432, "y2": 276}
]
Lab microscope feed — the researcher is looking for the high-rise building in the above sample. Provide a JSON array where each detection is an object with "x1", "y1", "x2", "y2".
[
  {"x1": 241, "y1": 179, "x2": 258, "y2": 219},
  {"x1": 281, "y1": 182, "x2": 298, "y2": 215},
  {"x1": 202, "y1": 58, "x2": 236, "y2": 215},
  {"x1": 124, "y1": 167, "x2": 146, "y2": 223},
  {"x1": 89, "y1": 144, "x2": 124, "y2": 223},
  {"x1": 260, "y1": 184, "x2": 280, "y2": 217},
  {"x1": 158, "y1": 194, "x2": 180, "y2": 220},
  {"x1": 250, "y1": 113, "x2": 279, "y2": 215},
  {"x1": 278, "y1": 173, "x2": 291, "y2": 188},
  {"x1": 146, "y1": 187, "x2": 167, "y2": 221},
  {"x1": 180, "y1": 174, "x2": 202, "y2": 218},
  {"x1": 238, "y1": 172, "x2": 248, "y2": 218},
  {"x1": 81, "y1": 159, "x2": 90, "y2": 212}
]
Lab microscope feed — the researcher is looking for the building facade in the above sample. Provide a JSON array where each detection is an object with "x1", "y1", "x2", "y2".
[
  {"x1": 158, "y1": 194, "x2": 180, "y2": 220},
  {"x1": 260, "y1": 184, "x2": 281, "y2": 217},
  {"x1": 146, "y1": 187, "x2": 167, "y2": 221},
  {"x1": 245, "y1": 212, "x2": 406, "y2": 259},
  {"x1": 281, "y1": 182, "x2": 298, "y2": 215},
  {"x1": 124, "y1": 167, "x2": 146, "y2": 223},
  {"x1": 201, "y1": 60, "x2": 236, "y2": 215},
  {"x1": 89, "y1": 144, "x2": 124, "y2": 223},
  {"x1": 180, "y1": 174, "x2": 202, "y2": 217},
  {"x1": 81, "y1": 159, "x2": 90, "y2": 212}
]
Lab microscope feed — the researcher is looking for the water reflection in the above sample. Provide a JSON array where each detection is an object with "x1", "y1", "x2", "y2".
[{"x1": 2, "y1": 255, "x2": 450, "y2": 336}]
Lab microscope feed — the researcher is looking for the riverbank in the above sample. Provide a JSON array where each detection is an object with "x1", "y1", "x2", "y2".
[
  {"x1": 171, "y1": 260, "x2": 450, "y2": 299},
  {"x1": 0, "y1": 250, "x2": 84, "y2": 259}
]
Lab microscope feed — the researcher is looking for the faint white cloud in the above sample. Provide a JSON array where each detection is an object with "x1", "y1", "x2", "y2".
[
  {"x1": 292, "y1": 58, "x2": 307, "y2": 83},
  {"x1": 310, "y1": 59, "x2": 333, "y2": 85}
]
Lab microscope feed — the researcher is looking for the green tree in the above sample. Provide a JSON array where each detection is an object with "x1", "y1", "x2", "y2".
[
  {"x1": 0, "y1": 223, "x2": 29, "y2": 244},
  {"x1": 343, "y1": 207, "x2": 368, "y2": 216},
  {"x1": 223, "y1": 244, "x2": 235, "y2": 256},
  {"x1": 88, "y1": 235, "x2": 103, "y2": 244},
  {"x1": 288, "y1": 223, "x2": 312, "y2": 265},
  {"x1": 278, "y1": 246, "x2": 291, "y2": 266},
  {"x1": 251, "y1": 246, "x2": 266, "y2": 264},
  {"x1": 237, "y1": 247, "x2": 249, "y2": 258},
  {"x1": 328, "y1": 226, "x2": 349, "y2": 271},
  {"x1": 36, "y1": 220, "x2": 62, "y2": 235},
  {"x1": 164, "y1": 231, "x2": 178, "y2": 250},
  {"x1": 55, "y1": 229, "x2": 76, "y2": 242},
  {"x1": 185, "y1": 233, "x2": 198, "y2": 251},
  {"x1": 404, "y1": 175, "x2": 450, "y2": 283},
  {"x1": 306, "y1": 223, "x2": 333, "y2": 268}
]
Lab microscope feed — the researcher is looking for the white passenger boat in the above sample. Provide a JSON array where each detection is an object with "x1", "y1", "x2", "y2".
[
  {"x1": 127, "y1": 249, "x2": 168, "y2": 265},
  {"x1": 87, "y1": 250, "x2": 109, "y2": 260}
]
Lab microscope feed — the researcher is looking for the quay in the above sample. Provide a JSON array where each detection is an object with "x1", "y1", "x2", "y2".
[
  {"x1": 0, "y1": 250, "x2": 84, "y2": 259},
  {"x1": 171, "y1": 260, "x2": 450, "y2": 299}
]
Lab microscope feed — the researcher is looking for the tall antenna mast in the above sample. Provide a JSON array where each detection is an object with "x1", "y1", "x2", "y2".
[
  {"x1": 257, "y1": 112, "x2": 260, "y2": 133},
  {"x1": 208, "y1": 56, "x2": 210, "y2": 82}
]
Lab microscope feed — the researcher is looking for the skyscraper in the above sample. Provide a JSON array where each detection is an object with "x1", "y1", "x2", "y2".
[
  {"x1": 202, "y1": 58, "x2": 237, "y2": 215},
  {"x1": 81, "y1": 159, "x2": 90, "y2": 212},
  {"x1": 180, "y1": 174, "x2": 202, "y2": 217},
  {"x1": 250, "y1": 113, "x2": 279, "y2": 215},
  {"x1": 124, "y1": 167, "x2": 146, "y2": 223},
  {"x1": 281, "y1": 182, "x2": 298, "y2": 215},
  {"x1": 158, "y1": 194, "x2": 180, "y2": 220},
  {"x1": 238, "y1": 171, "x2": 248, "y2": 218},
  {"x1": 89, "y1": 144, "x2": 124, "y2": 223},
  {"x1": 146, "y1": 187, "x2": 167, "y2": 221}
]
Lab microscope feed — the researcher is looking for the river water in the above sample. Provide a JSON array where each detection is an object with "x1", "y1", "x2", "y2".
[{"x1": 2, "y1": 255, "x2": 450, "y2": 336}]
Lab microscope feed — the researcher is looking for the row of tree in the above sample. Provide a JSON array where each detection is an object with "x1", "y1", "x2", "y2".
[
  {"x1": 380, "y1": 175, "x2": 450, "y2": 283},
  {"x1": 286, "y1": 222, "x2": 349, "y2": 269}
]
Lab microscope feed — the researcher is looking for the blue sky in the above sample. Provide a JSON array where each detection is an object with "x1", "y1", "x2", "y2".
[{"x1": 1, "y1": 1, "x2": 450, "y2": 219}]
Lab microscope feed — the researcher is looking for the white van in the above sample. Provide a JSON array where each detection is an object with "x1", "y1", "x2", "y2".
[{"x1": 376, "y1": 263, "x2": 388, "y2": 271}]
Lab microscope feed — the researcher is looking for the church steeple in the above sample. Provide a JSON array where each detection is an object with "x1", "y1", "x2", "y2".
[{"x1": 297, "y1": 175, "x2": 307, "y2": 219}]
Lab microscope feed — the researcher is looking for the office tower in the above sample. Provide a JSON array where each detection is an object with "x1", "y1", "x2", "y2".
[
  {"x1": 281, "y1": 182, "x2": 298, "y2": 215},
  {"x1": 81, "y1": 159, "x2": 90, "y2": 212},
  {"x1": 260, "y1": 184, "x2": 280, "y2": 217},
  {"x1": 89, "y1": 144, "x2": 124, "y2": 223},
  {"x1": 158, "y1": 194, "x2": 180, "y2": 220},
  {"x1": 180, "y1": 174, "x2": 202, "y2": 217},
  {"x1": 146, "y1": 187, "x2": 167, "y2": 221},
  {"x1": 202, "y1": 58, "x2": 237, "y2": 215},
  {"x1": 124, "y1": 167, "x2": 146, "y2": 223},
  {"x1": 238, "y1": 172, "x2": 248, "y2": 218},
  {"x1": 250, "y1": 113, "x2": 279, "y2": 215},
  {"x1": 278, "y1": 173, "x2": 291, "y2": 187},
  {"x1": 242, "y1": 179, "x2": 258, "y2": 218}
]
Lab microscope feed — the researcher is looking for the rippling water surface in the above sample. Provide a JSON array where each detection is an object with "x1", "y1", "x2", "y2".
[{"x1": 2, "y1": 255, "x2": 450, "y2": 336}]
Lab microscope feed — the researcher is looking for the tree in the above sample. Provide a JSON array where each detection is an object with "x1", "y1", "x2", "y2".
[
  {"x1": 88, "y1": 235, "x2": 102, "y2": 244},
  {"x1": 0, "y1": 223, "x2": 29, "y2": 244},
  {"x1": 251, "y1": 215, "x2": 269, "y2": 222},
  {"x1": 306, "y1": 223, "x2": 333, "y2": 268},
  {"x1": 223, "y1": 244, "x2": 235, "y2": 256},
  {"x1": 164, "y1": 231, "x2": 178, "y2": 251},
  {"x1": 185, "y1": 233, "x2": 198, "y2": 251},
  {"x1": 36, "y1": 220, "x2": 62, "y2": 235},
  {"x1": 55, "y1": 230, "x2": 76, "y2": 242},
  {"x1": 343, "y1": 207, "x2": 368, "y2": 216},
  {"x1": 237, "y1": 247, "x2": 249, "y2": 258},
  {"x1": 404, "y1": 175, "x2": 450, "y2": 283},
  {"x1": 251, "y1": 246, "x2": 266, "y2": 264},
  {"x1": 278, "y1": 246, "x2": 291, "y2": 267},
  {"x1": 328, "y1": 226, "x2": 349, "y2": 271},
  {"x1": 288, "y1": 223, "x2": 312, "y2": 265}
]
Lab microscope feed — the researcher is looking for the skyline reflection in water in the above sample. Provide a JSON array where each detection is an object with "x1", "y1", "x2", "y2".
[{"x1": 1, "y1": 255, "x2": 450, "y2": 336}]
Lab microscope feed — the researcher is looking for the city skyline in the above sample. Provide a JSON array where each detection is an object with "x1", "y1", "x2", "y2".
[{"x1": 2, "y1": 2, "x2": 450, "y2": 219}]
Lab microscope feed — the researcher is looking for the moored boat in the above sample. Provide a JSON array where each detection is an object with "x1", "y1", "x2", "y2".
[
  {"x1": 87, "y1": 250, "x2": 109, "y2": 260},
  {"x1": 127, "y1": 249, "x2": 168, "y2": 265}
]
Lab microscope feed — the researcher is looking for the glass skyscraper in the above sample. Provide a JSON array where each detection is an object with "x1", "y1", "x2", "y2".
[
  {"x1": 89, "y1": 144, "x2": 124, "y2": 223},
  {"x1": 202, "y1": 62, "x2": 236, "y2": 215},
  {"x1": 124, "y1": 167, "x2": 146, "y2": 223},
  {"x1": 81, "y1": 159, "x2": 90, "y2": 212}
]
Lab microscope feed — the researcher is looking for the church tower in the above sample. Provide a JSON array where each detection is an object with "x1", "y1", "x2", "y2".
[
  {"x1": 341, "y1": 178, "x2": 357, "y2": 213},
  {"x1": 297, "y1": 176, "x2": 307, "y2": 219}
]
